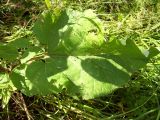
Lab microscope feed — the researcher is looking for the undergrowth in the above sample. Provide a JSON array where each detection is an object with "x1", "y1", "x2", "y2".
[{"x1": 0, "y1": 0, "x2": 160, "y2": 119}]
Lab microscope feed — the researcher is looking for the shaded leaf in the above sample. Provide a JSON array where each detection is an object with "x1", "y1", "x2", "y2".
[
  {"x1": 0, "y1": 45, "x2": 18, "y2": 60},
  {"x1": 33, "y1": 10, "x2": 69, "y2": 51},
  {"x1": 7, "y1": 38, "x2": 30, "y2": 49}
]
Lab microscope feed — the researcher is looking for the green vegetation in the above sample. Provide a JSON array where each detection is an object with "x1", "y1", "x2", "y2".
[{"x1": 0, "y1": 0, "x2": 160, "y2": 119}]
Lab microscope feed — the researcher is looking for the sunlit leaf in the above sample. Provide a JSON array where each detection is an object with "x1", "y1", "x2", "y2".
[{"x1": 9, "y1": 9, "x2": 160, "y2": 99}]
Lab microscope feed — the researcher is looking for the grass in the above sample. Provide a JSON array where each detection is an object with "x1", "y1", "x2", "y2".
[{"x1": 0, "y1": 0, "x2": 160, "y2": 119}]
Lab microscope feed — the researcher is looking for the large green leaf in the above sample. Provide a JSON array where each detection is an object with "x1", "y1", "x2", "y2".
[
  {"x1": 10, "y1": 40, "x2": 159, "y2": 99},
  {"x1": 48, "y1": 41, "x2": 159, "y2": 99},
  {"x1": 10, "y1": 9, "x2": 160, "y2": 99}
]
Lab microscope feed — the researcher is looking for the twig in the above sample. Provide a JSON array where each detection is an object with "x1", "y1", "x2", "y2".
[
  {"x1": 18, "y1": 92, "x2": 33, "y2": 120},
  {"x1": 6, "y1": 0, "x2": 10, "y2": 5},
  {"x1": 12, "y1": 92, "x2": 33, "y2": 120}
]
